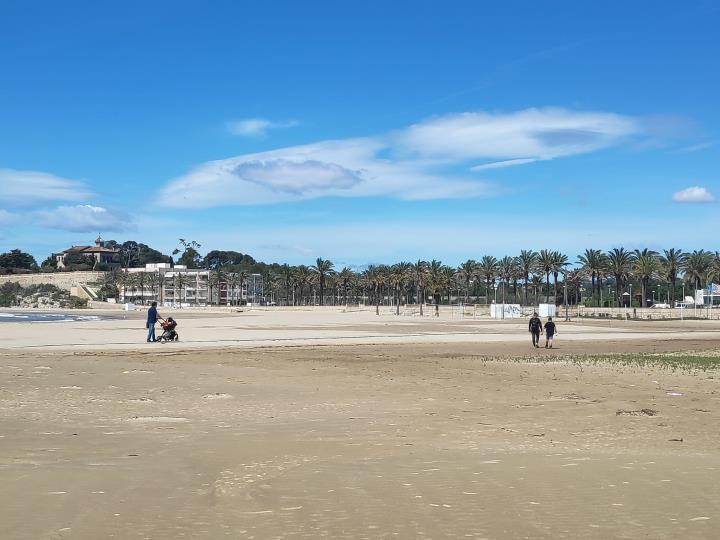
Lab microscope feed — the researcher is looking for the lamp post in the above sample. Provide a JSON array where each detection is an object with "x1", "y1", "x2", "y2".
[
  {"x1": 564, "y1": 272, "x2": 569, "y2": 321},
  {"x1": 681, "y1": 283, "x2": 685, "y2": 321}
]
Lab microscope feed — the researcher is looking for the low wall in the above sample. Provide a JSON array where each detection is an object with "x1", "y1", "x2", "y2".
[{"x1": 0, "y1": 271, "x2": 106, "y2": 292}]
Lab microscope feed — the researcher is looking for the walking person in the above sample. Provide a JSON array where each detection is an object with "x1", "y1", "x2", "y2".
[
  {"x1": 146, "y1": 301, "x2": 163, "y2": 343},
  {"x1": 528, "y1": 312, "x2": 543, "y2": 348},
  {"x1": 544, "y1": 316, "x2": 557, "y2": 348}
]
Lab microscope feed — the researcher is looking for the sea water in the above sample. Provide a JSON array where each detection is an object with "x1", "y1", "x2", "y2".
[{"x1": 0, "y1": 312, "x2": 103, "y2": 323}]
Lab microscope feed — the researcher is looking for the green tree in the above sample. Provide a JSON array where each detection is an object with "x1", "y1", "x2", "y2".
[
  {"x1": 607, "y1": 248, "x2": 633, "y2": 306},
  {"x1": 144, "y1": 272, "x2": 160, "y2": 303},
  {"x1": 363, "y1": 265, "x2": 384, "y2": 315},
  {"x1": 536, "y1": 250, "x2": 554, "y2": 304},
  {"x1": 172, "y1": 239, "x2": 202, "y2": 269},
  {"x1": 550, "y1": 251, "x2": 569, "y2": 304},
  {"x1": 457, "y1": 259, "x2": 478, "y2": 303},
  {"x1": 517, "y1": 250, "x2": 538, "y2": 306},
  {"x1": 478, "y1": 255, "x2": 498, "y2": 304},
  {"x1": 497, "y1": 256, "x2": 514, "y2": 305},
  {"x1": 660, "y1": 248, "x2": 685, "y2": 305},
  {"x1": 577, "y1": 249, "x2": 605, "y2": 306},
  {"x1": 683, "y1": 250, "x2": 713, "y2": 291},
  {"x1": 337, "y1": 267, "x2": 355, "y2": 306},
  {"x1": 632, "y1": 249, "x2": 659, "y2": 307},
  {"x1": 310, "y1": 258, "x2": 335, "y2": 306},
  {"x1": 412, "y1": 260, "x2": 428, "y2": 315},
  {"x1": 0, "y1": 249, "x2": 39, "y2": 272}
]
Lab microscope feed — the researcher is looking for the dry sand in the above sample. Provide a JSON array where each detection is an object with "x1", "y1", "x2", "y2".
[{"x1": 1, "y1": 310, "x2": 720, "y2": 539}]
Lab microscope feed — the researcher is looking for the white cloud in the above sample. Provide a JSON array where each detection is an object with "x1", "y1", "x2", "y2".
[
  {"x1": 161, "y1": 108, "x2": 642, "y2": 208},
  {"x1": 675, "y1": 141, "x2": 715, "y2": 154},
  {"x1": 37, "y1": 205, "x2": 135, "y2": 233},
  {"x1": 226, "y1": 118, "x2": 298, "y2": 137},
  {"x1": 395, "y1": 108, "x2": 638, "y2": 160},
  {"x1": 471, "y1": 158, "x2": 539, "y2": 171},
  {"x1": 672, "y1": 186, "x2": 715, "y2": 204},
  {"x1": 0, "y1": 169, "x2": 92, "y2": 205}
]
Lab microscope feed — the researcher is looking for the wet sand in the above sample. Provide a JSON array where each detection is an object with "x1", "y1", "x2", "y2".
[{"x1": 1, "y1": 312, "x2": 720, "y2": 538}]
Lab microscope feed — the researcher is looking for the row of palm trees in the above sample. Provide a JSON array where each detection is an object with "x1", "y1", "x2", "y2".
[
  {"x1": 261, "y1": 250, "x2": 720, "y2": 310},
  {"x1": 98, "y1": 250, "x2": 720, "y2": 310}
]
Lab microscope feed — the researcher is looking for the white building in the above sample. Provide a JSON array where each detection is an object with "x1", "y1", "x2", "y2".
[{"x1": 121, "y1": 263, "x2": 263, "y2": 307}]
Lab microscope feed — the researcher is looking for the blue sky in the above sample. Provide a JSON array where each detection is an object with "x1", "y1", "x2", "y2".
[{"x1": 1, "y1": 0, "x2": 718, "y2": 267}]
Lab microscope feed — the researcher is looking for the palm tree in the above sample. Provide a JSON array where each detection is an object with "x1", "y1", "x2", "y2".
[
  {"x1": 425, "y1": 261, "x2": 453, "y2": 316},
  {"x1": 632, "y1": 249, "x2": 659, "y2": 307},
  {"x1": 683, "y1": 250, "x2": 713, "y2": 291},
  {"x1": 208, "y1": 268, "x2": 227, "y2": 305},
  {"x1": 563, "y1": 268, "x2": 585, "y2": 305},
  {"x1": 551, "y1": 251, "x2": 569, "y2": 304},
  {"x1": 174, "y1": 272, "x2": 186, "y2": 305},
  {"x1": 237, "y1": 271, "x2": 249, "y2": 305},
  {"x1": 607, "y1": 248, "x2": 633, "y2": 306},
  {"x1": 144, "y1": 271, "x2": 160, "y2": 303},
  {"x1": 278, "y1": 264, "x2": 294, "y2": 306},
  {"x1": 181, "y1": 272, "x2": 196, "y2": 305},
  {"x1": 336, "y1": 267, "x2": 354, "y2": 306},
  {"x1": 497, "y1": 256, "x2": 516, "y2": 305},
  {"x1": 517, "y1": 250, "x2": 538, "y2": 306},
  {"x1": 426, "y1": 260, "x2": 444, "y2": 316},
  {"x1": 363, "y1": 265, "x2": 385, "y2": 315},
  {"x1": 577, "y1": 249, "x2": 605, "y2": 306},
  {"x1": 225, "y1": 272, "x2": 241, "y2": 305},
  {"x1": 536, "y1": 249, "x2": 554, "y2": 304},
  {"x1": 478, "y1": 255, "x2": 498, "y2": 304},
  {"x1": 293, "y1": 265, "x2": 311, "y2": 305},
  {"x1": 660, "y1": 249, "x2": 685, "y2": 305},
  {"x1": 123, "y1": 272, "x2": 140, "y2": 303},
  {"x1": 443, "y1": 265, "x2": 457, "y2": 304},
  {"x1": 310, "y1": 258, "x2": 335, "y2": 306},
  {"x1": 712, "y1": 252, "x2": 720, "y2": 286},
  {"x1": 412, "y1": 260, "x2": 428, "y2": 315},
  {"x1": 457, "y1": 259, "x2": 477, "y2": 303},
  {"x1": 391, "y1": 262, "x2": 412, "y2": 314},
  {"x1": 530, "y1": 274, "x2": 543, "y2": 305}
]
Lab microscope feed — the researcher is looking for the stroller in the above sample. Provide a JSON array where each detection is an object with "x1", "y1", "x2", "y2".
[{"x1": 157, "y1": 317, "x2": 179, "y2": 342}]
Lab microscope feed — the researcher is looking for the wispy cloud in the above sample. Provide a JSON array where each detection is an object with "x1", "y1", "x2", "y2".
[
  {"x1": 0, "y1": 169, "x2": 92, "y2": 205},
  {"x1": 674, "y1": 141, "x2": 715, "y2": 154},
  {"x1": 471, "y1": 158, "x2": 538, "y2": 171},
  {"x1": 226, "y1": 118, "x2": 298, "y2": 138},
  {"x1": 672, "y1": 186, "x2": 715, "y2": 203},
  {"x1": 160, "y1": 108, "x2": 642, "y2": 208},
  {"x1": 37, "y1": 204, "x2": 135, "y2": 233}
]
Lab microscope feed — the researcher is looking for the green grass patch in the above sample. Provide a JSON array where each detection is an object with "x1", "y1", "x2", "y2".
[{"x1": 572, "y1": 350, "x2": 720, "y2": 371}]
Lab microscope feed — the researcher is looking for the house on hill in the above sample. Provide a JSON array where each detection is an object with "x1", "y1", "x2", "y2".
[{"x1": 55, "y1": 236, "x2": 120, "y2": 269}]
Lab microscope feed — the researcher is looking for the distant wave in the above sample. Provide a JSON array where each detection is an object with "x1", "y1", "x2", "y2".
[{"x1": 0, "y1": 312, "x2": 102, "y2": 323}]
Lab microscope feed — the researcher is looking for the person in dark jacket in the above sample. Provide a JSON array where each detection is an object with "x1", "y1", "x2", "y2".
[
  {"x1": 528, "y1": 312, "x2": 543, "y2": 348},
  {"x1": 146, "y1": 301, "x2": 164, "y2": 342}
]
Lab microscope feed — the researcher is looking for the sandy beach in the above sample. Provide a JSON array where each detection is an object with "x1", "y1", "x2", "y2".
[{"x1": 1, "y1": 309, "x2": 720, "y2": 539}]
